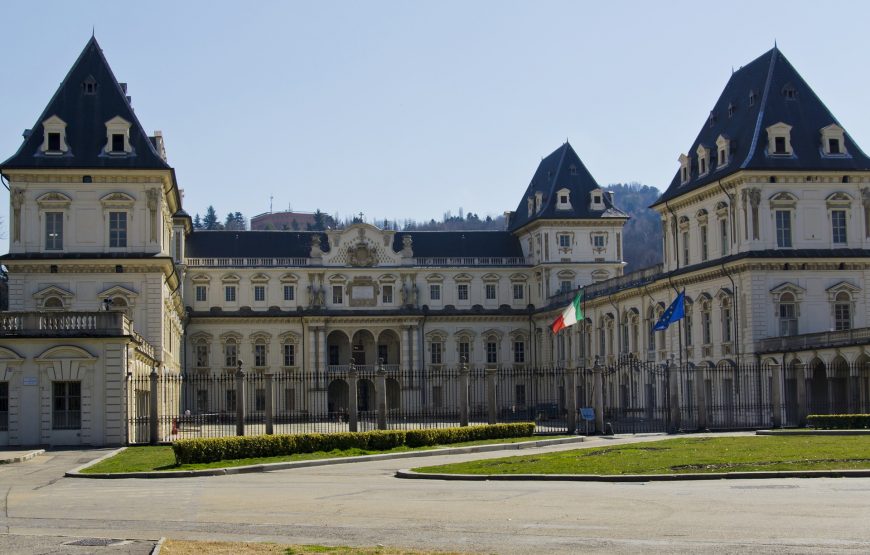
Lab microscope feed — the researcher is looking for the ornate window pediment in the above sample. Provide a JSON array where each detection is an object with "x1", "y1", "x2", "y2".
[
  {"x1": 99, "y1": 192, "x2": 135, "y2": 210},
  {"x1": 591, "y1": 269, "x2": 610, "y2": 282},
  {"x1": 35, "y1": 345, "x2": 96, "y2": 363},
  {"x1": 826, "y1": 281, "x2": 861, "y2": 300},
  {"x1": 279, "y1": 331, "x2": 299, "y2": 344},
  {"x1": 509, "y1": 273, "x2": 529, "y2": 283},
  {"x1": 509, "y1": 329, "x2": 528, "y2": 341},
  {"x1": 191, "y1": 273, "x2": 211, "y2": 283},
  {"x1": 36, "y1": 191, "x2": 72, "y2": 209},
  {"x1": 97, "y1": 285, "x2": 139, "y2": 308},
  {"x1": 678, "y1": 153, "x2": 691, "y2": 184},
  {"x1": 556, "y1": 269, "x2": 576, "y2": 280},
  {"x1": 696, "y1": 144, "x2": 710, "y2": 176},
  {"x1": 33, "y1": 285, "x2": 74, "y2": 310},
  {"x1": 555, "y1": 188, "x2": 572, "y2": 210},
  {"x1": 455, "y1": 328, "x2": 476, "y2": 341},
  {"x1": 454, "y1": 273, "x2": 473, "y2": 283},
  {"x1": 377, "y1": 273, "x2": 397, "y2": 283},
  {"x1": 41, "y1": 115, "x2": 69, "y2": 155},
  {"x1": 482, "y1": 329, "x2": 503, "y2": 342},
  {"x1": 221, "y1": 273, "x2": 240, "y2": 284},
  {"x1": 482, "y1": 273, "x2": 500, "y2": 282},
  {"x1": 769, "y1": 192, "x2": 798, "y2": 208},
  {"x1": 715, "y1": 287, "x2": 733, "y2": 302},
  {"x1": 189, "y1": 331, "x2": 213, "y2": 343},
  {"x1": 716, "y1": 135, "x2": 730, "y2": 167},
  {"x1": 250, "y1": 331, "x2": 272, "y2": 344},
  {"x1": 279, "y1": 273, "x2": 298, "y2": 283},
  {"x1": 425, "y1": 328, "x2": 447, "y2": 341},
  {"x1": 220, "y1": 331, "x2": 242, "y2": 343},
  {"x1": 426, "y1": 273, "x2": 444, "y2": 283},
  {"x1": 250, "y1": 273, "x2": 270, "y2": 284},
  {"x1": 696, "y1": 208, "x2": 708, "y2": 223},
  {"x1": 826, "y1": 192, "x2": 852, "y2": 206}
]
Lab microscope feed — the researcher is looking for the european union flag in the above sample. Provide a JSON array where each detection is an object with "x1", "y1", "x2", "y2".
[{"x1": 654, "y1": 291, "x2": 685, "y2": 331}]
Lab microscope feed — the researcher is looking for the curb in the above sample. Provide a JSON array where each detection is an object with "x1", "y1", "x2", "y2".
[
  {"x1": 395, "y1": 467, "x2": 870, "y2": 482},
  {"x1": 150, "y1": 537, "x2": 166, "y2": 555},
  {"x1": 0, "y1": 449, "x2": 45, "y2": 464},
  {"x1": 65, "y1": 436, "x2": 584, "y2": 479},
  {"x1": 756, "y1": 429, "x2": 870, "y2": 436}
]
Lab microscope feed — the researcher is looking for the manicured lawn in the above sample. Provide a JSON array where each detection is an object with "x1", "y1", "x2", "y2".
[
  {"x1": 413, "y1": 435, "x2": 870, "y2": 475},
  {"x1": 161, "y1": 539, "x2": 463, "y2": 554},
  {"x1": 82, "y1": 435, "x2": 570, "y2": 473}
]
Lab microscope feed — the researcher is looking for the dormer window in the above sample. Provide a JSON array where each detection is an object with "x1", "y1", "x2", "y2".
[
  {"x1": 590, "y1": 189, "x2": 605, "y2": 210},
  {"x1": 555, "y1": 188, "x2": 572, "y2": 210},
  {"x1": 534, "y1": 192, "x2": 543, "y2": 213},
  {"x1": 707, "y1": 112, "x2": 716, "y2": 128},
  {"x1": 104, "y1": 116, "x2": 132, "y2": 155},
  {"x1": 727, "y1": 102, "x2": 736, "y2": 118},
  {"x1": 820, "y1": 124, "x2": 848, "y2": 157},
  {"x1": 749, "y1": 89, "x2": 757, "y2": 107},
  {"x1": 782, "y1": 83, "x2": 797, "y2": 100},
  {"x1": 716, "y1": 135, "x2": 730, "y2": 167},
  {"x1": 696, "y1": 146, "x2": 710, "y2": 176},
  {"x1": 569, "y1": 164, "x2": 578, "y2": 175},
  {"x1": 82, "y1": 75, "x2": 97, "y2": 95},
  {"x1": 41, "y1": 115, "x2": 68, "y2": 155},
  {"x1": 527, "y1": 197, "x2": 534, "y2": 217},
  {"x1": 678, "y1": 154, "x2": 690, "y2": 184},
  {"x1": 766, "y1": 122, "x2": 793, "y2": 156}
]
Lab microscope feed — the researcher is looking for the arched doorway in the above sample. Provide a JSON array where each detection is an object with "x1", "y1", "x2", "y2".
[
  {"x1": 377, "y1": 329, "x2": 402, "y2": 367},
  {"x1": 808, "y1": 358, "x2": 828, "y2": 414},
  {"x1": 358, "y1": 378, "x2": 375, "y2": 412},
  {"x1": 326, "y1": 330, "x2": 351, "y2": 367},
  {"x1": 830, "y1": 356, "x2": 849, "y2": 413},
  {"x1": 351, "y1": 330, "x2": 376, "y2": 367},
  {"x1": 327, "y1": 379, "x2": 349, "y2": 416}
]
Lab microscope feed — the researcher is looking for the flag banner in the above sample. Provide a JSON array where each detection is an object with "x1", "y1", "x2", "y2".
[
  {"x1": 653, "y1": 290, "x2": 685, "y2": 331},
  {"x1": 552, "y1": 290, "x2": 583, "y2": 334}
]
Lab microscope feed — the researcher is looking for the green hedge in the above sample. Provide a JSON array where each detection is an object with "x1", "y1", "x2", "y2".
[
  {"x1": 172, "y1": 422, "x2": 536, "y2": 465},
  {"x1": 807, "y1": 414, "x2": 870, "y2": 429}
]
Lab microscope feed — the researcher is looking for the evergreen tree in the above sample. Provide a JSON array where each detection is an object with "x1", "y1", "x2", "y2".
[
  {"x1": 291, "y1": 219, "x2": 300, "y2": 230},
  {"x1": 312, "y1": 209, "x2": 326, "y2": 231},
  {"x1": 203, "y1": 206, "x2": 221, "y2": 230},
  {"x1": 193, "y1": 214, "x2": 202, "y2": 229}
]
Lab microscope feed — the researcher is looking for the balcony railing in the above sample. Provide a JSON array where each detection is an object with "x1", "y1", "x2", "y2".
[
  {"x1": 414, "y1": 256, "x2": 527, "y2": 267},
  {"x1": 756, "y1": 327, "x2": 870, "y2": 353},
  {"x1": 0, "y1": 311, "x2": 132, "y2": 337},
  {"x1": 186, "y1": 257, "x2": 310, "y2": 268}
]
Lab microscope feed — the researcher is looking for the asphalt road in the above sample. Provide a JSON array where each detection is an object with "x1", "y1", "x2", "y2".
[{"x1": 1, "y1": 436, "x2": 870, "y2": 554}]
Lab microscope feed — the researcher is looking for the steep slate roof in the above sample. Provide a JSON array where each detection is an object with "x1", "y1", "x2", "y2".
[
  {"x1": 0, "y1": 36, "x2": 170, "y2": 171},
  {"x1": 654, "y1": 47, "x2": 870, "y2": 207},
  {"x1": 507, "y1": 142, "x2": 627, "y2": 232},
  {"x1": 393, "y1": 231, "x2": 523, "y2": 258},
  {"x1": 186, "y1": 231, "x2": 328, "y2": 259}
]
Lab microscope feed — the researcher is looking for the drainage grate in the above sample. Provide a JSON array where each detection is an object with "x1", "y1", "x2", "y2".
[{"x1": 64, "y1": 538, "x2": 125, "y2": 547}]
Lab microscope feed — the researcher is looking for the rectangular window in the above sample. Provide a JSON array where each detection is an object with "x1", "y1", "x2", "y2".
[
  {"x1": 486, "y1": 341, "x2": 498, "y2": 364},
  {"x1": 685, "y1": 313, "x2": 693, "y2": 347},
  {"x1": 829, "y1": 138, "x2": 841, "y2": 154},
  {"x1": 835, "y1": 302, "x2": 851, "y2": 331},
  {"x1": 429, "y1": 284, "x2": 441, "y2": 301},
  {"x1": 283, "y1": 285, "x2": 295, "y2": 301},
  {"x1": 195, "y1": 285, "x2": 207, "y2": 302},
  {"x1": 779, "y1": 303, "x2": 798, "y2": 336},
  {"x1": 382, "y1": 285, "x2": 393, "y2": 304},
  {"x1": 776, "y1": 210, "x2": 792, "y2": 248},
  {"x1": 719, "y1": 219, "x2": 729, "y2": 255},
  {"x1": 774, "y1": 136, "x2": 786, "y2": 154},
  {"x1": 52, "y1": 381, "x2": 81, "y2": 430},
  {"x1": 561, "y1": 280, "x2": 572, "y2": 293},
  {"x1": 832, "y1": 210, "x2": 847, "y2": 244},
  {"x1": 111, "y1": 133, "x2": 125, "y2": 153},
  {"x1": 254, "y1": 344, "x2": 266, "y2": 367},
  {"x1": 513, "y1": 341, "x2": 525, "y2": 363},
  {"x1": 458, "y1": 341, "x2": 470, "y2": 364},
  {"x1": 45, "y1": 212, "x2": 63, "y2": 250},
  {"x1": 558, "y1": 234, "x2": 570, "y2": 248},
  {"x1": 457, "y1": 283, "x2": 469, "y2": 301},
  {"x1": 48, "y1": 132, "x2": 61, "y2": 151},
  {"x1": 225, "y1": 285, "x2": 237, "y2": 302},
  {"x1": 485, "y1": 284, "x2": 497, "y2": 300},
  {"x1": 255, "y1": 389, "x2": 266, "y2": 412},
  {"x1": 225, "y1": 389, "x2": 236, "y2": 412},
  {"x1": 593, "y1": 235, "x2": 605, "y2": 248},
  {"x1": 225, "y1": 343, "x2": 237, "y2": 367},
  {"x1": 195, "y1": 344, "x2": 209, "y2": 367},
  {"x1": 682, "y1": 231, "x2": 689, "y2": 266},
  {"x1": 430, "y1": 342, "x2": 442, "y2": 364},
  {"x1": 332, "y1": 285, "x2": 343, "y2": 304},
  {"x1": 512, "y1": 283, "x2": 524, "y2": 300},
  {"x1": 109, "y1": 211, "x2": 127, "y2": 247},
  {"x1": 283, "y1": 343, "x2": 295, "y2": 367},
  {"x1": 254, "y1": 285, "x2": 266, "y2": 302},
  {"x1": 700, "y1": 225, "x2": 708, "y2": 261},
  {"x1": 515, "y1": 384, "x2": 527, "y2": 407},
  {"x1": 702, "y1": 311, "x2": 712, "y2": 344},
  {"x1": 0, "y1": 382, "x2": 8, "y2": 431},
  {"x1": 723, "y1": 305, "x2": 733, "y2": 342}
]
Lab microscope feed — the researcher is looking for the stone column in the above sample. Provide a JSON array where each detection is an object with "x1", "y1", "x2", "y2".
[
  {"x1": 593, "y1": 359, "x2": 604, "y2": 434},
  {"x1": 375, "y1": 365, "x2": 387, "y2": 430},
  {"x1": 149, "y1": 366, "x2": 159, "y2": 445},
  {"x1": 770, "y1": 362, "x2": 783, "y2": 429},
  {"x1": 695, "y1": 365, "x2": 707, "y2": 431},
  {"x1": 565, "y1": 366, "x2": 578, "y2": 434},
  {"x1": 486, "y1": 367, "x2": 498, "y2": 425},
  {"x1": 264, "y1": 372, "x2": 274, "y2": 435},
  {"x1": 459, "y1": 364, "x2": 470, "y2": 427},
  {"x1": 348, "y1": 364, "x2": 359, "y2": 432},
  {"x1": 235, "y1": 363, "x2": 246, "y2": 436}
]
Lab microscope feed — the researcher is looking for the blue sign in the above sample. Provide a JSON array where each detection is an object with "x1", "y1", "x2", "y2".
[{"x1": 580, "y1": 407, "x2": 595, "y2": 421}]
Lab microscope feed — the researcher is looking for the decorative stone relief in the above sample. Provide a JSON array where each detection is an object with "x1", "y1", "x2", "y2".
[
  {"x1": 146, "y1": 188, "x2": 159, "y2": 242},
  {"x1": 10, "y1": 188, "x2": 24, "y2": 242}
]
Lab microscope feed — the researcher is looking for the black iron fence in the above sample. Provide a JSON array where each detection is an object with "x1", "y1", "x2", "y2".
[{"x1": 126, "y1": 360, "x2": 870, "y2": 444}]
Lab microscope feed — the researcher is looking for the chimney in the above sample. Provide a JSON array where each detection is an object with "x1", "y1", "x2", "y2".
[{"x1": 119, "y1": 82, "x2": 127, "y2": 94}]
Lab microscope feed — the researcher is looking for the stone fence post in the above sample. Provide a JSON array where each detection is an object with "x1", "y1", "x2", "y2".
[
  {"x1": 695, "y1": 365, "x2": 707, "y2": 431},
  {"x1": 565, "y1": 366, "x2": 577, "y2": 435},
  {"x1": 376, "y1": 361, "x2": 387, "y2": 430},
  {"x1": 459, "y1": 362, "x2": 470, "y2": 427},
  {"x1": 668, "y1": 359, "x2": 681, "y2": 433},
  {"x1": 236, "y1": 361, "x2": 246, "y2": 436},
  {"x1": 348, "y1": 365, "x2": 359, "y2": 433},
  {"x1": 770, "y1": 362, "x2": 783, "y2": 429},
  {"x1": 265, "y1": 372, "x2": 274, "y2": 435},
  {"x1": 149, "y1": 366, "x2": 159, "y2": 445},
  {"x1": 485, "y1": 367, "x2": 498, "y2": 425},
  {"x1": 592, "y1": 359, "x2": 604, "y2": 434}
]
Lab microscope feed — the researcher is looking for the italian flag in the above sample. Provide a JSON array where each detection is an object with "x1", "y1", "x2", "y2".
[{"x1": 551, "y1": 291, "x2": 583, "y2": 334}]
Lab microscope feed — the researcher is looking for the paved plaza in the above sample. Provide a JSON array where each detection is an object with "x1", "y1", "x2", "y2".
[{"x1": 1, "y1": 436, "x2": 870, "y2": 554}]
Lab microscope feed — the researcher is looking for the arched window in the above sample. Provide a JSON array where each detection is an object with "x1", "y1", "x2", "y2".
[
  {"x1": 701, "y1": 300, "x2": 712, "y2": 345},
  {"x1": 43, "y1": 296, "x2": 64, "y2": 310},
  {"x1": 721, "y1": 297, "x2": 733, "y2": 343},
  {"x1": 224, "y1": 337, "x2": 238, "y2": 368},
  {"x1": 834, "y1": 291, "x2": 852, "y2": 331},
  {"x1": 778, "y1": 292, "x2": 798, "y2": 336}
]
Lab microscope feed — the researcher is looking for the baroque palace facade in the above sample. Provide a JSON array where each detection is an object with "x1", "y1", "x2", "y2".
[{"x1": 0, "y1": 38, "x2": 868, "y2": 445}]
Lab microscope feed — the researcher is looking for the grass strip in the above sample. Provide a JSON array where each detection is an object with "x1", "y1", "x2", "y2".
[
  {"x1": 413, "y1": 435, "x2": 870, "y2": 475},
  {"x1": 160, "y1": 538, "x2": 464, "y2": 554},
  {"x1": 82, "y1": 435, "x2": 570, "y2": 473}
]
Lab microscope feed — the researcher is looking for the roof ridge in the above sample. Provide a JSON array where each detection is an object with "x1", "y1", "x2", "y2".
[{"x1": 740, "y1": 48, "x2": 778, "y2": 169}]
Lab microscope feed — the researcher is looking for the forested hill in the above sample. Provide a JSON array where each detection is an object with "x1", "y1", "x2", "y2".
[{"x1": 607, "y1": 183, "x2": 663, "y2": 272}]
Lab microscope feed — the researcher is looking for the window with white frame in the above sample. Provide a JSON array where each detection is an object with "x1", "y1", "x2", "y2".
[
  {"x1": 254, "y1": 285, "x2": 266, "y2": 302},
  {"x1": 457, "y1": 283, "x2": 469, "y2": 301},
  {"x1": 254, "y1": 340, "x2": 267, "y2": 367},
  {"x1": 512, "y1": 283, "x2": 524, "y2": 300},
  {"x1": 225, "y1": 285, "x2": 236, "y2": 302},
  {"x1": 766, "y1": 122, "x2": 793, "y2": 156},
  {"x1": 832, "y1": 209, "x2": 847, "y2": 244},
  {"x1": 721, "y1": 297, "x2": 733, "y2": 343},
  {"x1": 429, "y1": 284, "x2": 441, "y2": 301},
  {"x1": 485, "y1": 284, "x2": 497, "y2": 300},
  {"x1": 52, "y1": 381, "x2": 81, "y2": 430},
  {"x1": 224, "y1": 338, "x2": 238, "y2": 367},
  {"x1": 382, "y1": 285, "x2": 393, "y2": 304},
  {"x1": 834, "y1": 292, "x2": 852, "y2": 331},
  {"x1": 458, "y1": 341, "x2": 470, "y2": 364},
  {"x1": 820, "y1": 124, "x2": 847, "y2": 156},
  {"x1": 104, "y1": 116, "x2": 132, "y2": 154},
  {"x1": 283, "y1": 285, "x2": 295, "y2": 301},
  {"x1": 45, "y1": 212, "x2": 64, "y2": 250},
  {"x1": 558, "y1": 234, "x2": 571, "y2": 248},
  {"x1": 195, "y1": 342, "x2": 209, "y2": 367},
  {"x1": 195, "y1": 285, "x2": 207, "y2": 302},
  {"x1": 332, "y1": 285, "x2": 343, "y2": 304},
  {"x1": 696, "y1": 145, "x2": 710, "y2": 176},
  {"x1": 41, "y1": 115, "x2": 69, "y2": 154},
  {"x1": 430, "y1": 340, "x2": 443, "y2": 364},
  {"x1": 513, "y1": 340, "x2": 525, "y2": 363},
  {"x1": 778, "y1": 292, "x2": 798, "y2": 336},
  {"x1": 776, "y1": 210, "x2": 793, "y2": 248},
  {"x1": 283, "y1": 343, "x2": 295, "y2": 367},
  {"x1": 486, "y1": 341, "x2": 498, "y2": 364},
  {"x1": 592, "y1": 235, "x2": 605, "y2": 249},
  {"x1": 109, "y1": 211, "x2": 127, "y2": 247}
]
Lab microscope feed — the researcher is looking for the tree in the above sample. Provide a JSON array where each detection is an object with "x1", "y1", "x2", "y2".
[
  {"x1": 203, "y1": 206, "x2": 221, "y2": 230},
  {"x1": 291, "y1": 219, "x2": 300, "y2": 230},
  {"x1": 193, "y1": 214, "x2": 202, "y2": 229},
  {"x1": 312, "y1": 209, "x2": 326, "y2": 231}
]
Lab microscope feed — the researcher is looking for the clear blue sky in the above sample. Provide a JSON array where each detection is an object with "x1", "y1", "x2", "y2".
[{"x1": 1, "y1": 1, "x2": 868, "y2": 249}]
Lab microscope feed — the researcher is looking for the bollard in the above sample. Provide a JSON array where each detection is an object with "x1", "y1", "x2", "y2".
[
  {"x1": 348, "y1": 364, "x2": 359, "y2": 433},
  {"x1": 149, "y1": 366, "x2": 159, "y2": 445},
  {"x1": 459, "y1": 362, "x2": 470, "y2": 427},
  {"x1": 265, "y1": 372, "x2": 274, "y2": 435},
  {"x1": 235, "y1": 360, "x2": 246, "y2": 436}
]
